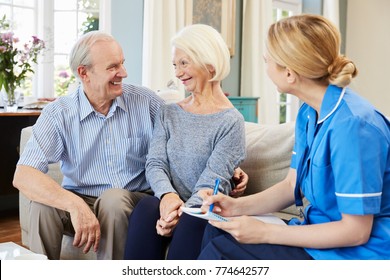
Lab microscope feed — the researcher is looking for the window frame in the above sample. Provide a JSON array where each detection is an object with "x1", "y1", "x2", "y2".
[
  {"x1": 0, "y1": 0, "x2": 39, "y2": 97},
  {"x1": 36, "y1": 0, "x2": 110, "y2": 98},
  {"x1": 272, "y1": 0, "x2": 302, "y2": 123}
]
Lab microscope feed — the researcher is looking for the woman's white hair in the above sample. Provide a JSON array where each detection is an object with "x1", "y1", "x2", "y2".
[{"x1": 171, "y1": 24, "x2": 230, "y2": 82}]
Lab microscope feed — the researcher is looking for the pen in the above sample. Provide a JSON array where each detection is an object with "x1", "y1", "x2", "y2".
[{"x1": 209, "y1": 178, "x2": 220, "y2": 212}]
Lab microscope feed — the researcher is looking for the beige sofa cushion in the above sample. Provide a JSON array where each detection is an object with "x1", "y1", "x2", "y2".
[
  {"x1": 242, "y1": 121, "x2": 295, "y2": 194},
  {"x1": 241, "y1": 121, "x2": 300, "y2": 217}
]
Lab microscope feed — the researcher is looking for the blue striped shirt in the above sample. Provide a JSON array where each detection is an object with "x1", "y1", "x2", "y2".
[{"x1": 18, "y1": 84, "x2": 165, "y2": 197}]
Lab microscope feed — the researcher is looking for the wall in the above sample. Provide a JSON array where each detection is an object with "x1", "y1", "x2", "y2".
[
  {"x1": 222, "y1": 0, "x2": 243, "y2": 96},
  {"x1": 346, "y1": 0, "x2": 390, "y2": 116},
  {"x1": 111, "y1": 0, "x2": 144, "y2": 86},
  {"x1": 302, "y1": 0, "x2": 322, "y2": 14}
]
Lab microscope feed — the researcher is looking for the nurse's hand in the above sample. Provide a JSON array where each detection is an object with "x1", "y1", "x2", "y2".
[{"x1": 208, "y1": 216, "x2": 274, "y2": 244}]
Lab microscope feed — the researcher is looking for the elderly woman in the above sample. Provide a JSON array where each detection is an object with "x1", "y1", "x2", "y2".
[{"x1": 124, "y1": 24, "x2": 246, "y2": 260}]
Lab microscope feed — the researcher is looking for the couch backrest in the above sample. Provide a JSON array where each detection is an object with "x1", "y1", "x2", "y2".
[
  {"x1": 241, "y1": 121, "x2": 295, "y2": 195},
  {"x1": 20, "y1": 122, "x2": 296, "y2": 207}
]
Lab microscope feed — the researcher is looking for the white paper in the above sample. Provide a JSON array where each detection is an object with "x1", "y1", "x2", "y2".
[
  {"x1": 181, "y1": 207, "x2": 228, "y2": 222},
  {"x1": 181, "y1": 207, "x2": 286, "y2": 225},
  {"x1": 252, "y1": 213, "x2": 287, "y2": 225}
]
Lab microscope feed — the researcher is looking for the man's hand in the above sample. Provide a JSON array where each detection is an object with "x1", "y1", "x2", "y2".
[{"x1": 69, "y1": 201, "x2": 101, "y2": 254}]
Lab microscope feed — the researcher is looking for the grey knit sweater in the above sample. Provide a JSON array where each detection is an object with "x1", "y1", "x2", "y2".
[{"x1": 146, "y1": 103, "x2": 246, "y2": 206}]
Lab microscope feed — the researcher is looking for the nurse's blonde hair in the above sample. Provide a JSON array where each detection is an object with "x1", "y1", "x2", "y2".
[{"x1": 266, "y1": 14, "x2": 357, "y2": 87}]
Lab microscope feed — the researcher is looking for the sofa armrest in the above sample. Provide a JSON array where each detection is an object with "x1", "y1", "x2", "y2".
[{"x1": 19, "y1": 126, "x2": 64, "y2": 247}]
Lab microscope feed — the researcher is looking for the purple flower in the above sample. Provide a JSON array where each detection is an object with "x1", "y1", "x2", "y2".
[
  {"x1": 32, "y1": 35, "x2": 40, "y2": 44},
  {"x1": 59, "y1": 71, "x2": 70, "y2": 78},
  {"x1": 0, "y1": 16, "x2": 45, "y2": 95},
  {"x1": 1, "y1": 31, "x2": 14, "y2": 43}
]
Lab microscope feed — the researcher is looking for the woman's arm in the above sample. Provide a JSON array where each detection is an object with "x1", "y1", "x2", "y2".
[
  {"x1": 210, "y1": 213, "x2": 373, "y2": 248},
  {"x1": 14, "y1": 165, "x2": 101, "y2": 253},
  {"x1": 201, "y1": 168, "x2": 297, "y2": 217},
  {"x1": 187, "y1": 116, "x2": 246, "y2": 205},
  {"x1": 145, "y1": 107, "x2": 177, "y2": 199},
  {"x1": 202, "y1": 168, "x2": 373, "y2": 249}
]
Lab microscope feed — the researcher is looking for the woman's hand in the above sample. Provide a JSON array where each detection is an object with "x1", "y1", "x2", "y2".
[
  {"x1": 199, "y1": 189, "x2": 239, "y2": 217},
  {"x1": 209, "y1": 216, "x2": 273, "y2": 244},
  {"x1": 156, "y1": 193, "x2": 183, "y2": 236},
  {"x1": 230, "y1": 167, "x2": 248, "y2": 197}
]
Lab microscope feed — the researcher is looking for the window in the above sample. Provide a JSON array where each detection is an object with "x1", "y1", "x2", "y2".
[
  {"x1": 0, "y1": 0, "x2": 103, "y2": 99},
  {"x1": 273, "y1": 0, "x2": 302, "y2": 123},
  {"x1": 0, "y1": 0, "x2": 38, "y2": 96},
  {"x1": 53, "y1": 0, "x2": 99, "y2": 96}
]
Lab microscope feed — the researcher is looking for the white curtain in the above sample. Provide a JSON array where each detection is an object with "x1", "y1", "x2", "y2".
[
  {"x1": 99, "y1": 0, "x2": 112, "y2": 34},
  {"x1": 142, "y1": 0, "x2": 186, "y2": 94},
  {"x1": 240, "y1": 0, "x2": 277, "y2": 124},
  {"x1": 323, "y1": 0, "x2": 340, "y2": 29}
]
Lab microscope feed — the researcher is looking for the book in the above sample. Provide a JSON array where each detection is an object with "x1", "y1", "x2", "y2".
[{"x1": 181, "y1": 207, "x2": 286, "y2": 225}]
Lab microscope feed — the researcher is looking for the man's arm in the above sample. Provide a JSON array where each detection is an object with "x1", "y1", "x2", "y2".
[{"x1": 13, "y1": 165, "x2": 101, "y2": 254}]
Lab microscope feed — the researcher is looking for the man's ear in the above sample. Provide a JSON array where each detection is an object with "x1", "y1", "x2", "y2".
[
  {"x1": 77, "y1": 65, "x2": 89, "y2": 81},
  {"x1": 286, "y1": 67, "x2": 297, "y2": 84}
]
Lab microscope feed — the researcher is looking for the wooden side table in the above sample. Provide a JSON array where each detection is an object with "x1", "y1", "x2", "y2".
[{"x1": 0, "y1": 110, "x2": 41, "y2": 211}]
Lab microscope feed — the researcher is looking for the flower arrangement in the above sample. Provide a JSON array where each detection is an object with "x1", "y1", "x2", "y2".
[
  {"x1": 0, "y1": 15, "x2": 45, "y2": 109},
  {"x1": 55, "y1": 70, "x2": 76, "y2": 96}
]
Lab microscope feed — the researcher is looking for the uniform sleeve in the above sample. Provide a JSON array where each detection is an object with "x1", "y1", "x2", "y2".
[{"x1": 331, "y1": 117, "x2": 387, "y2": 214}]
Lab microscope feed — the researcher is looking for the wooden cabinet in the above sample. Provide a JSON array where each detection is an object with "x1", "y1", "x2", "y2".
[
  {"x1": 228, "y1": 97, "x2": 259, "y2": 123},
  {"x1": 0, "y1": 110, "x2": 40, "y2": 211}
]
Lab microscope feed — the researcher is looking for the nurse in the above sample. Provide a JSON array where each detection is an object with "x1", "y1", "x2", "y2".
[{"x1": 197, "y1": 14, "x2": 390, "y2": 260}]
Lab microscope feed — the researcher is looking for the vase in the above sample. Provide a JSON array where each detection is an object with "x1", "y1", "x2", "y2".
[{"x1": 1, "y1": 89, "x2": 21, "y2": 112}]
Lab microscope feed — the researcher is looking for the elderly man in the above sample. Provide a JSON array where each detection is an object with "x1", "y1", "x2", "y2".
[{"x1": 13, "y1": 31, "x2": 164, "y2": 259}]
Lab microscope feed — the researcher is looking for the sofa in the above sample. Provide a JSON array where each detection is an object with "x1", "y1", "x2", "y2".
[{"x1": 18, "y1": 121, "x2": 298, "y2": 260}]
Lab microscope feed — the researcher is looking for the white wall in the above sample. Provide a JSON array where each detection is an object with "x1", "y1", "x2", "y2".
[{"x1": 346, "y1": 0, "x2": 390, "y2": 116}]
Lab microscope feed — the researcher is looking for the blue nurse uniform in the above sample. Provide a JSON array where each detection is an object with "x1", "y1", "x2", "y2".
[{"x1": 199, "y1": 85, "x2": 390, "y2": 260}]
